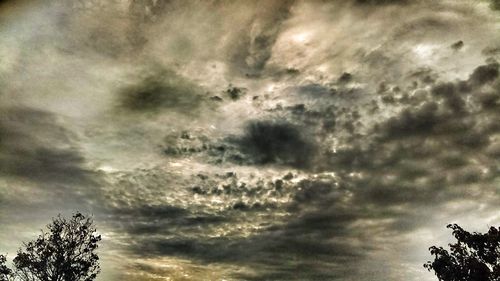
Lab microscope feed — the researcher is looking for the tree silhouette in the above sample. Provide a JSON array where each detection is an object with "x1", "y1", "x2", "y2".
[
  {"x1": 0, "y1": 213, "x2": 101, "y2": 281},
  {"x1": 0, "y1": 255, "x2": 13, "y2": 281},
  {"x1": 424, "y1": 224, "x2": 500, "y2": 281}
]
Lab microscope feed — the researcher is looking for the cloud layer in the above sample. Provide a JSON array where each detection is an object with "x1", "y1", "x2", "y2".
[{"x1": 1, "y1": 1, "x2": 500, "y2": 280}]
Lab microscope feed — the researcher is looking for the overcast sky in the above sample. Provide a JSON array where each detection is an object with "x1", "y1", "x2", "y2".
[{"x1": 1, "y1": 0, "x2": 500, "y2": 280}]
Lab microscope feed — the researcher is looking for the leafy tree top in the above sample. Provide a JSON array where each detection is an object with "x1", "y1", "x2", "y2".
[
  {"x1": 1, "y1": 213, "x2": 101, "y2": 281},
  {"x1": 425, "y1": 224, "x2": 500, "y2": 281}
]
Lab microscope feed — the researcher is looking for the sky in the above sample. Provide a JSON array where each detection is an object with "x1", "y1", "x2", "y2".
[{"x1": 0, "y1": 0, "x2": 500, "y2": 280}]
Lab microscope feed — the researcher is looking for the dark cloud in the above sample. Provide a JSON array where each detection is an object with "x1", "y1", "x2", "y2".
[
  {"x1": 477, "y1": 90, "x2": 500, "y2": 109},
  {"x1": 106, "y1": 205, "x2": 228, "y2": 237},
  {"x1": 118, "y1": 69, "x2": 206, "y2": 114},
  {"x1": 326, "y1": 63, "x2": 500, "y2": 209},
  {"x1": 295, "y1": 83, "x2": 335, "y2": 97},
  {"x1": 467, "y1": 61, "x2": 499, "y2": 87},
  {"x1": 234, "y1": 120, "x2": 318, "y2": 168},
  {"x1": 431, "y1": 82, "x2": 466, "y2": 112},
  {"x1": 338, "y1": 72, "x2": 353, "y2": 84},
  {"x1": 408, "y1": 67, "x2": 439, "y2": 86},
  {"x1": 451, "y1": 40, "x2": 464, "y2": 51},
  {"x1": 483, "y1": 46, "x2": 500, "y2": 57},
  {"x1": 124, "y1": 175, "x2": 371, "y2": 280},
  {"x1": 224, "y1": 85, "x2": 247, "y2": 101},
  {"x1": 0, "y1": 107, "x2": 98, "y2": 187},
  {"x1": 378, "y1": 101, "x2": 441, "y2": 139},
  {"x1": 147, "y1": 59, "x2": 500, "y2": 279},
  {"x1": 163, "y1": 119, "x2": 320, "y2": 168},
  {"x1": 103, "y1": 170, "x2": 365, "y2": 280},
  {"x1": 112, "y1": 204, "x2": 188, "y2": 219},
  {"x1": 491, "y1": 0, "x2": 500, "y2": 10}
]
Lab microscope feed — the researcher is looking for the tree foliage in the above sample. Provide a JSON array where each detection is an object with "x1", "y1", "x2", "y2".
[
  {"x1": 424, "y1": 224, "x2": 500, "y2": 281},
  {"x1": 0, "y1": 255, "x2": 13, "y2": 281},
  {"x1": 1, "y1": 213, "x2": 101, "y2": 281}
]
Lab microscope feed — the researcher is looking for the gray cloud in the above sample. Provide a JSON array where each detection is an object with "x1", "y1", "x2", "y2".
[
  {"x1": 119, "y1": 175, "x2": 380, "y2": 280},
  {"x1": 117, "y1": 68, "x2": 207, "y2": 115},
  {"x1": 491, "y1": 0, "x2": 500, "y2": 10},
  {"x1": 163, "y1": 119, "x2": 319, "y2": 169},
  {"x1": 2, "y1": 1, "x2": 500, "y2": 281},
  {"x1": 232, "y1": 120, "x2": 318, "y2": 168},
  {"x1": 133, "y1": 58, "x2": 500, "y2": 279},
  {"x1": 227, "y1": 0, "x2": 296, "y2": 77},
  {"x1": 0, "y1": 107, "x2": 98, "y2": 187},
  {"x1": 468, "y1": 61, "x2": 499, "y2": 87}
]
